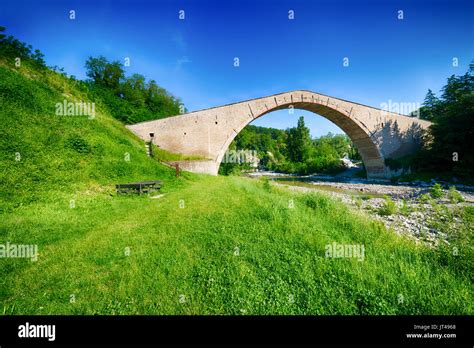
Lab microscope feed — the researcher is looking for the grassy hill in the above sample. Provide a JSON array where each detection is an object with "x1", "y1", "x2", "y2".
[
  {"x1": 0, "y1": 58, "x2": 472, "y2": 315},
  {"x1": 0, "y1": 59, "x2": 190, "y2": 212}
]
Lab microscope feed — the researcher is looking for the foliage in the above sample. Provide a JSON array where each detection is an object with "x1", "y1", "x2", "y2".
[
  {"x1": 260, "y1": 176, "x2": 272, "y2": 191},
  {"x1": 0, "y1": 26, "x2": 46, "y2": 69},
  {"x1": 430, "y1": 183, "x2": 444, "y2": 199},
  {"x1": 85, "y1": 56, "x2": 124, "y2": 90},
  {"x1": 65, "y1": 134, "x2": 91, "y2": 154},
  {"x1": 84, "y1": 56, "x2": 184, "y2": 124},
  {"x1": 399, "y1": 199, "x2": 411, "y2": 216},
  {"x1": 415, "y1": 89, "x2": 441, "y2": 121},
  {"x1": 384, "y1": 155, "x2": 416, "y2": 171},
  {"x1": 0, "y1": 27, "x2": 183, "y2": 125},
  {"x1": 417, "y1": 193, "x2": 432, "y2": 204},
  {"x1": 448, "y1": 186, "x2": 464, "y2": 203},
  {"x1": 219, "y1": 162, "x2": 251, "y2": 175},
  {"x1": 227, "y1": 119, "x2": 359, "y2": 175},
  {"x1": 286, "y1": 116, "x2": 311, "y2": 162},
  {"x1": 409, "y1": 64, "x2": 474, "y2": 178},
  {"x1": 303, "y1": 193, "x2": 331, "y2": 211},
  {"x1": 378, "y1": 196, "x2": 398, "y2": 216}
]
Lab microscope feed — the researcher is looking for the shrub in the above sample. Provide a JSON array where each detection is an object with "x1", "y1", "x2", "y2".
[
  {"x1": 65, "y1": 134, "x2": 91, "y2": 154},
  {"x1": 378, "y1": 196, "x2": 397, "y2": 216},
  {"x1": 260, "y1": 176, "x2": 272, "y2": 191},
  {"x1": 303, "y1": 194, "x2": 330, "y2": 212},
  {"x1": 448, "y1": 186, "x2": 464, "y2": 203},
  {"x1": 462, "y1": 206, "x2": 474, "y2": 223},
  {"x1": 399, "y1": 199, "x2": 411, "y2": 216},
  {"x1": 418, "y1": 193, "x2": 431, "y2": 204},
  {"x1": 430, "y1": 183, "x2": 444, "y2": 199}
]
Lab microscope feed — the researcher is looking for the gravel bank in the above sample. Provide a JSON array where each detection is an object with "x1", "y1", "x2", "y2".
[{"x1": 278, "y1": 181, "x2": 473, "y2": 246}]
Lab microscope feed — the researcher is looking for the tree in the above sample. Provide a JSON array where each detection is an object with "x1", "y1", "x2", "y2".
[
  {"x1": 103, "y1": 60, "x2": 125, "y2": 90},
  {"x1": 85, "y1": 56, "x2": 124, "y2": 91},
  {"x1": 120, "y1": 74, "x2": 146, "y2": 108},
  {"x1": 0, "y1": 27, "x2": 46, "y2": 68},
  {"x1": 418, "y1": 89, "x2": 440, "y2": 120},
  {"x1": 31, "y1": 49, "x2": 45, "y2": 67},
  {"x1": 85, "y1": 56, "x2": 108, "y2": 84},
  {"x1": 0, "y1": 26, "x2": 6, "y2": 41},
  {"x1": 406, "y1": 64, "x2": 474, "y2": 176},
  {"x1": 316, "y1": 133, "x2": 351, "y2": 158},
  {"x1": 428, "y1": 68, "x2": 474, "y2": 176},
  {"x1": 286, "y1": 116, "x2": 312, "y2": 162}
]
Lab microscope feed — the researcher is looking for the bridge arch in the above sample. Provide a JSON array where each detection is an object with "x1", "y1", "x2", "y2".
[
  {"x1": 127, "y1": 90, "x2": 431, "y2": 179},
  {"x1": 214, "y1": 98, "x2": 386, "y2": 177}
]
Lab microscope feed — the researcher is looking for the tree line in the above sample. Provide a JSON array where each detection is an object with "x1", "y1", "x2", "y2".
[
  {"x1": 404, "y1": 64, "x2": 474, "y2": 179},
  {"x1": 0, "y1": 26, "x2": 46, "y2": 68},
  {"x1": 0, "y1": 27, "x2": 183, "y2": 125},
  {"x1": 220, "y1": 118, "x2": 361, "y2": 175},
  {"x1": 84, "y1": 56, "x2": 184, "y2": 124}
]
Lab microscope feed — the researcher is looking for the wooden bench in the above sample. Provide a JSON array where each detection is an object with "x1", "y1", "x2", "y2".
[{"x1": 116, "y1": 180, "x2": 162, "y2": 195}]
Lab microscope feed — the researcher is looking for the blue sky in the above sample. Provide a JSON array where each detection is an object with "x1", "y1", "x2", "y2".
[{"x1": 1, "y1": 0, "x2": 473, "y2": 136}]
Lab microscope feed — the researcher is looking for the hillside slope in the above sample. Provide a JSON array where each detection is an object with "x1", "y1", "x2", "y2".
[{"x1": 0, "y1": 60, "x2": 189, "y2": 211}]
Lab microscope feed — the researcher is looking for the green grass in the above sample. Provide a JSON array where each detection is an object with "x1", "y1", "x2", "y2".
[
  {"x1": 378, "y1": 196, "x2": 398, "y2": 216},
  {"x1": 152, "y1": 145, "x2": 207, "y2": 162},
  {"x1": 1, "y1": 176, "x2": 472, "y2": 315},
  {"x1": 399, "y1": 199, "x2": 412, "y2": 216},
  {"x1": 1, "y1": 58, "x2": 472, "y2": 315},
  {"x1": 448, "y1": 186, "x2": 464, "y2": 203}
]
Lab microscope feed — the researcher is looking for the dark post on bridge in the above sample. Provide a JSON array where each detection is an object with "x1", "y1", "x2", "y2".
[{"x1": 148, "y1": 133, "x2": 155, "y2": 157}]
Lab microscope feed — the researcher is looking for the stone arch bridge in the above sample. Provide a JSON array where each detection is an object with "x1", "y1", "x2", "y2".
[{"x1": 127, "y1": 90, "x2": 431, "y2": 179}]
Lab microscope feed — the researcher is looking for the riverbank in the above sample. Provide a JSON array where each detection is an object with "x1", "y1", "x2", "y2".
[{"x1": 276, "y1": 180, "x2": 473, "y2": 247}]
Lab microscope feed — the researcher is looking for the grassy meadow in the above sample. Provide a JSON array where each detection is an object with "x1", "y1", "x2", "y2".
[{"x1": 1, "y1": 175, "x2": 472, "y2": 315}]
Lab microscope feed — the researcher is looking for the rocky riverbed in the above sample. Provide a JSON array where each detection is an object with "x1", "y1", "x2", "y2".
[{"x1": 276, "y1": 180, "x2": 474, "y2": 246}]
